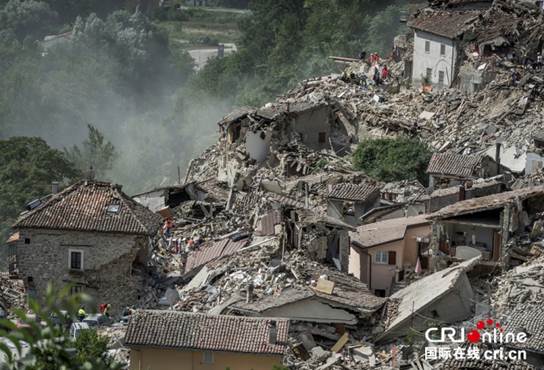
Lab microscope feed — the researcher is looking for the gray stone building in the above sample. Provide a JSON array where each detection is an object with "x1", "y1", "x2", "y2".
[{"x1": 11, "y1": 180, "x2": 161, "y2": 314}]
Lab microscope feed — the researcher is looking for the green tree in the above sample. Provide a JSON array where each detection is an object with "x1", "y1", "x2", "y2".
[
  {"x1": 0, "y1": 137, "x2": 81, "y2": 240},
  {"x1": 0, "y1": 0, "x2": 58, "y2": 41},
  {"x1": 64, "y1": 124, "x2": 117, "y2": 180},
  {"x1": 352, "y1": 137, "x2": 432, "y2": 184},
  {"x1": 0, "y1": 285, "x2": 121, "y2": 369}
]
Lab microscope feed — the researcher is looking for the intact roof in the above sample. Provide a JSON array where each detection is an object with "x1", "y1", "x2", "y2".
[
  {"x1": 125, "y1": 310, "x2": 289, "y2": 355},
  {"x1": 427, "y1": 152, "x2": 482, "y2": 178},
  {"x1": 328, "y1": 183, "x2": 380, "y2": 202},
  {"x1": 408, "y1": 9, "x2": 480, "y2": 38},
  {"x1": 430, "y1": 186, "x2": 544, "y2": 220},
  {"x1": 13, "y1": 181, "x2": 161, "y2": 235},
  {"x1": 350, "y1": 215, "x2": 430, "y2": 249},
  {"x1": 503, "y1": 307, "x2": 544, "y2": 354},
  {"x1": 383, "y1": 257, "x2": 479, "y2": 335},
  {"x1": 184, "y1": 237, "x2": 249, "y2": 274}
]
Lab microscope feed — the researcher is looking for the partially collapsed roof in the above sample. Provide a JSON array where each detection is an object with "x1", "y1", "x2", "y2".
[
  {"x1": 430, "y1": 186, "x2": 544, "y2": 220},
  {"x1": 328, "y1": 182, "x2": 380, "y2": 202},
  {"x1": 382, "y1": 257, "x2": 479, "y2": 339},
  {"x1": 125, "y1": 310, "x2": 289, "y2": 355},
  {"x1": 426, "y1": 152, "x2": 482, "y2": 178},
  {"x1": 232, "y1": 266, "x2": 385, "y2": 315},
  {"x1": 350, "y1": 215, "x2": 430, "y2": 249},
  {"x1": 184, "y1": 237, "x2": 250, "y2": 274},
  {"x1": 13, "y1": 181, "x2": 161, "y2": 235},
  {"x1": 408, "y1": 9, "x2": 480, "y2": 39}
]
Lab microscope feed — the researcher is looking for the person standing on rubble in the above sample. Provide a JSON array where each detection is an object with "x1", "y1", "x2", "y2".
[
  {"x1": 536, "y1": 53, "x2": 543, "y2": 71},
  {"x1": 163, "y1": 218, "x2": 174, "y2": 239},
  {"x1": 381, "y1": 65, "x2": 389, "y2": 81},
  {"x1": 373, "y1": 66, "x2": 381, "y2": 85}
]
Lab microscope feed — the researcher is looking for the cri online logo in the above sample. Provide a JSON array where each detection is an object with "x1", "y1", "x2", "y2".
[
  {"x1": 425, "y1": 319, "x2": 527, "y2": 345},
  {"x1": 467, "y1": 319, "x2": 503, "y2": 344}
]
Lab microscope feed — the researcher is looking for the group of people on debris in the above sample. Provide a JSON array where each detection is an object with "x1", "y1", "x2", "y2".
[
  {"x1": 356, "y1": 50, "x2": 390, "y2": 86},
  {"x1": 161, "y1": 217, "x2": 204, "y2": 254}
]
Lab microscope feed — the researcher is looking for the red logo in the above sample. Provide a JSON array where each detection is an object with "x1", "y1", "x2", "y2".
[{"x1": 467, "y1": 319, "x2": 504, "y2": 343}]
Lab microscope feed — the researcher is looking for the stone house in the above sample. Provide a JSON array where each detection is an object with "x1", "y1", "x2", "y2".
[
  {"x1": 11, "y1": 180, "x2": 161, "y2": 313},
  {"x1": 349, "y1": 215, "x2": 431, "y2": 297},
  {"x1": 125, "y1": 310, "x2": 289, "y2": 370},
  {"x1": 426, "y1": 151, "x2": 499, "y2": 190}
]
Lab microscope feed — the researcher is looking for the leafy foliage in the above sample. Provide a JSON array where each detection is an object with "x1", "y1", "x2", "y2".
[
  {"x1": 191, "y1": 0, "x2": 407, "y2": 105},
  {"x1": 0, "y1": 0, "x2": 58, "y2": 41},
  {"x1": 0, "y1": 137, "x2": 81, "y2": 240},
  {"x1": 64, "y1": 125, "x2": 117, "y2": 180},
  {"x1": 0, "y1": 285, "x2": 120, "y2": 369},
  {"x1": 352, "y1": 137, "x2": 432, "y2": 184}
]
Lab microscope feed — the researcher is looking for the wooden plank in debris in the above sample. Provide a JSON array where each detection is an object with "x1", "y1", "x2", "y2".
[
  {"x1": 331, "y1": 332, "x2": 349, "y2": 353},
  {"x1": 315, "y1": 278, "x2": 335, "y2": 295},
  {"x1": 157, "y1": 206, "x2": 173, "y2": 220}
]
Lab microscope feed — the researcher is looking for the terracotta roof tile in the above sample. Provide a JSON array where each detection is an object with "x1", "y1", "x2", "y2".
[
  {"x1": 125, "y1": 310, "x2": 289, "y2": 355},
  {"x1": 14, "y1": 181, "x2": 161, "y2": 235},
  {"x1": 328, "y1": 183, "x2": 380, "y2": 202},
  {"x1": 185, "y1": 238, "x2": 249, "y2": 274},
  {"x1": 427, "y1": 152, "x2": 482, "y2": 178}
]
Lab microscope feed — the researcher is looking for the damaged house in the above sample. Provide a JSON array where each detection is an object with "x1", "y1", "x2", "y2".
[
  {"x1": 11, "y1": 180, "x2": 161, "y2": 313},
  {"x1": 379, "y1": 257, "x2": 478, "y2": 341},
  {"x1": 426, "y1": 151, "x2": 499, "y2": 189},
  {"x1": 230, "y1": 268, "x2": 384, "y2": 326},
  {"x1": 327, "y1": 182, "x2": 381, "y2": 226},
  {"x1": 349, "y1": 215, "x2": 431, "y2": 297},
  {"x1": 429, "y1": 185, "x2": 544, "y2": 266}
]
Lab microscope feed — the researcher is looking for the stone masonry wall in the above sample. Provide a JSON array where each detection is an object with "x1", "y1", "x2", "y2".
[{"x1": 15, "y1": 229, "x2": 149, "y2": 315}]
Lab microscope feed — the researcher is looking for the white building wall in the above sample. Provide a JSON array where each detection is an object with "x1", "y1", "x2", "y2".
[{"x1": 412, "y1": 30, "x2": 457, "y2": 88}]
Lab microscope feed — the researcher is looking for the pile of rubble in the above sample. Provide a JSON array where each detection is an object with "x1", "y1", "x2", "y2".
[{"x1": 0, "y1": 273, "x2": 26, "y2": 316}]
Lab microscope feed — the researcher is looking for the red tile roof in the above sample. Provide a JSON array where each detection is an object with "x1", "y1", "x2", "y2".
[
  {"x1": 14, "y1": 181, "x2": 161, "y2": 235},
  {"x1": 125, "y1": 310, "x2": 289, "y2": 355}
]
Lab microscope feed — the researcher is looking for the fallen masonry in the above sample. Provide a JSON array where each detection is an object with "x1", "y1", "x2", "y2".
[{"x1": 3, "y1": 0, "x2": 544, "y2": 369}]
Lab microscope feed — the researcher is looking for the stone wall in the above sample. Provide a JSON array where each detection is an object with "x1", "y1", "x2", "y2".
[{"x1": 15, "y1": 229, "x2": 150, "y2": 315}]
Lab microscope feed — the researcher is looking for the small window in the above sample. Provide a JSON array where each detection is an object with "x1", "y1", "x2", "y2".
[
  {"x1": 106, "y1": 204, "x2": 120, "y2": 214},
  {"x1": 388, "y1": 251, "x2": 397, "y2": 265},
  {"x1": 24, "y1": 238, "x2": 31, "y2": 244},
  {"x1": 426, "y1": 68, "x2": 432, "y2": 81},
  {"x1": 69, "y1": 250, "x2": 83, "y2": 271},
  {"x1": 438, "y1": 71, "x2": 445, "y2": 86},
  {"x1": 318, "y1": 132, "x2": 327, "y2": 144},
  {"x1": 202, "y1": 351, "x2": 214, "y2": 364},
  {"x1": 425, "y1": 40, "x2": 430, "y2": 53},
  {"x1": 375, "y1": 289, "x2": 386, "y2": 297},
  {"x1": 440, "y1": 44, "x2": 446, "y2": 56},
  {"x1": 374, "y1": 251, "x2": 388, "y2": 264}
]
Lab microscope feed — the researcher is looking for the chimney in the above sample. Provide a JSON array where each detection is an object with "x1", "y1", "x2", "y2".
[
  {"x1": 495, "y1": 141, "x2": 502, "y2": 176},
  {"x1": 246, "y1": 283, "x2": 254, "y2": 304},
  {"x1": 51, "y1": 181, "x2": 59, "y2": 194},
  {"x1": 268, "y1": 321, "x2": 278, "y2": 345},
  {"x1": 459, "y1": 185, "x2": 466, "y2": 201}
]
